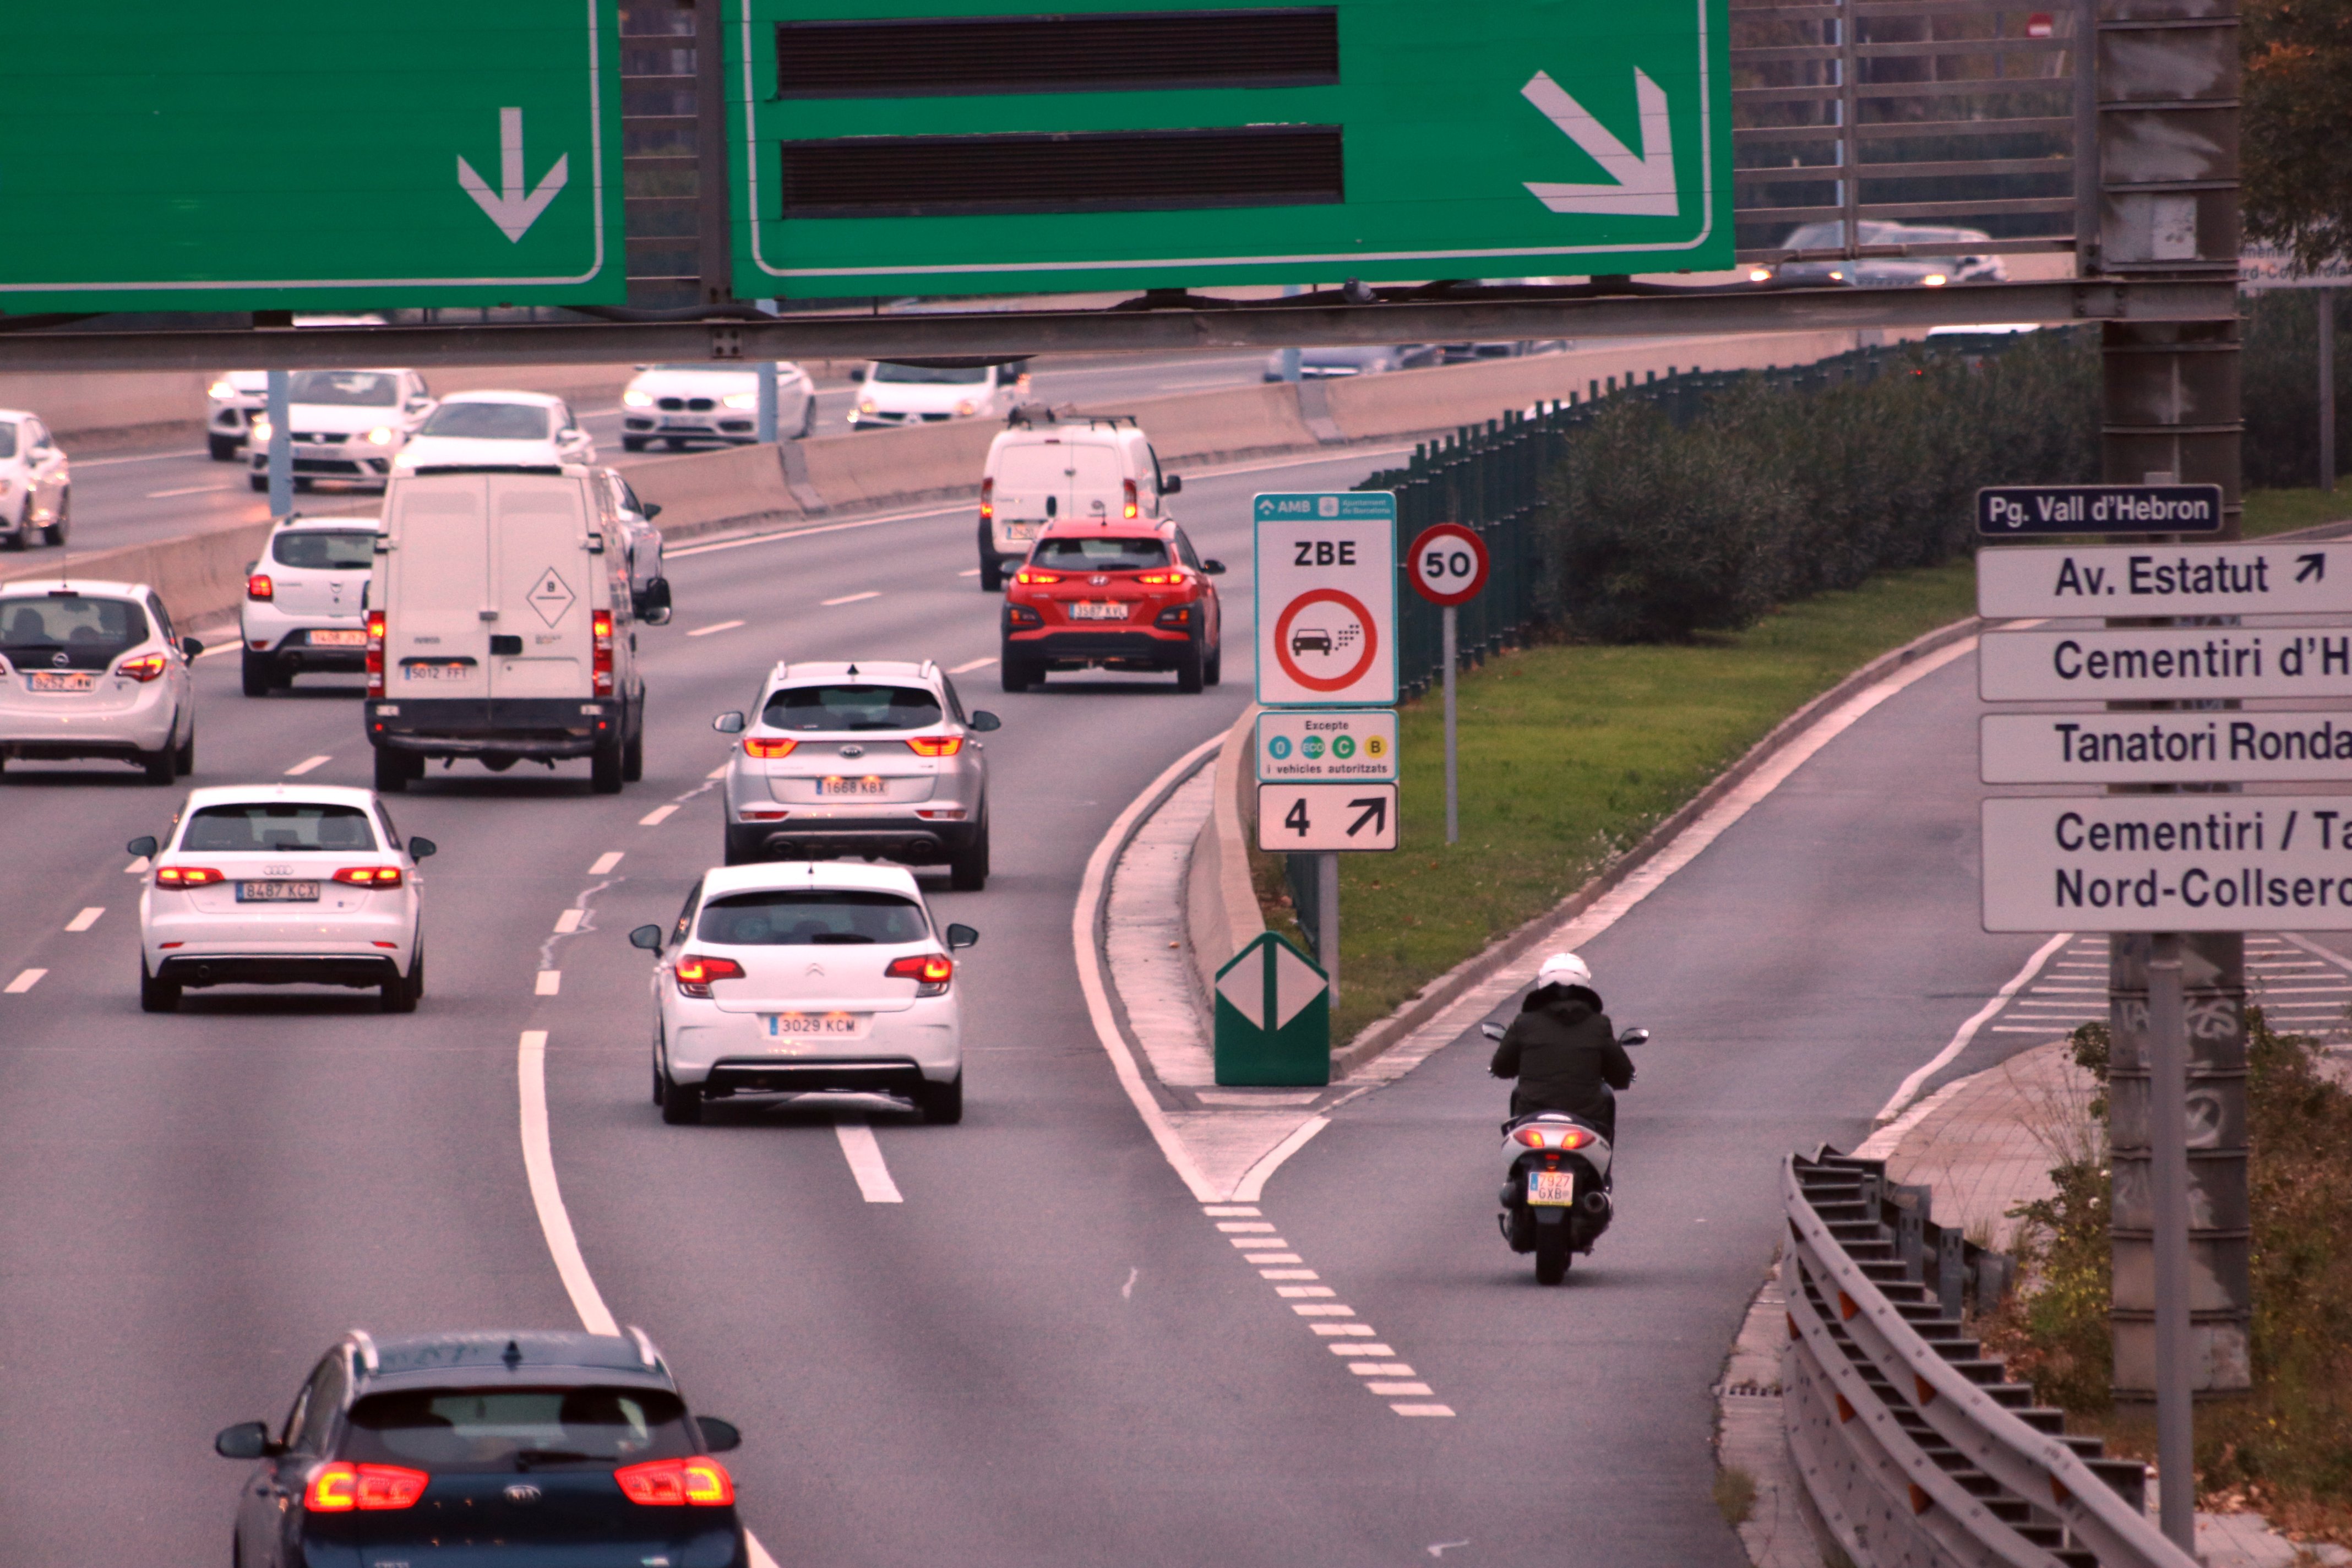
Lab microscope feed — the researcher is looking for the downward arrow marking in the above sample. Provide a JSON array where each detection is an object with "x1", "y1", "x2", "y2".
[
  {"x1": 459, "y1": 107, "x2": 569, "y2": 243},
  {"x1": 1521, "y1": 69, "x2": 1679, "y2": 218}
]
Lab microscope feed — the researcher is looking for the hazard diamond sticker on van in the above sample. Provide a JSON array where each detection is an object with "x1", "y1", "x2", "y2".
[{"x1": 527, "y1": 568, "x2": 576, "y2": 627}]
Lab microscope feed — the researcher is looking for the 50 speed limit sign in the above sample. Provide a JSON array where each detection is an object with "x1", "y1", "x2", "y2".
[{"x1": 1408, "y1": 524, "x2": 1489, "y2": 607}]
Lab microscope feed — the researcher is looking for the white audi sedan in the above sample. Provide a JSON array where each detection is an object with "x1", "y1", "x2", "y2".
[
  {"x1": 130, "y1": 784, "x2": 435, "y2": 1014},
  {"x1": 0, "y1": 579, "x2": 198, "y2": 783},
  {"x1": 629, "y1": 861, "x2": 976, "y2": 1126}
]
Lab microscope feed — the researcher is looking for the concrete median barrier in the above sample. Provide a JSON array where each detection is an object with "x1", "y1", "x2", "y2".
[{"x1": 2, "y1": 516, "x2": 275, "y2": 630}]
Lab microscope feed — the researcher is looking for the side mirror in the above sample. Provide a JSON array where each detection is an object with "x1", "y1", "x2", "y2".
[
  {"x1": 1161, "y1": 474, "x2": 1182, "y2": 494},
  {"x1": 642, "y1": 606, "x2": 673, "y2": 626},
  {"x1": 696, "y1": 1417, "x2": 742, "y2": 1453},
  {"x1": 1617, "y1": 1028, "x2": 1650, "y2": 1048},
  {"x1": 714, "y1": 711, "x2": 746, "y2": 734},
  {"x1": 945, "y1": 923, "x2": 978, "y2": 950},
  {"x1": 127, "y1": 836, "x2": 159, "y2": 858},
  {"x1": 181, "y1": 638, "x2": 204, "y2": 659},
  {"x1": 408, "y1": 836, "x2": 437, "y2": 861},
  {"x1": 641, "y1": 503, "x2": 662, "y2": 521},
  {"x1": 214, "y1": 1422, "x2": 278, "y2": 1460},
  {"x1": 1479, "y1": 1022, "x2": 1506, "y2": 1042},
  {"x1": 967, "y1": 711, "x2": 1001, "y2": 733},
  {"x1": 1202, "y1": 560, "x2": 1227, "y2": 576},
  {"x1": 630, "y1": 924, "x2": 663, "y2": 951}
]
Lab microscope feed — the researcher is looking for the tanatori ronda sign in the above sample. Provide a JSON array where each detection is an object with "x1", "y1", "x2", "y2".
[
  {"x1": 1982, "y1": 712, "x2": 2352, "y2": 784},
  {"x1": 1982, "y1": 797, "x2": 2352, "y2": 931}
]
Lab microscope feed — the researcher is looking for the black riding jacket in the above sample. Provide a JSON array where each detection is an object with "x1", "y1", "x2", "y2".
[{"x1": 1489, "y1": 984, "x2": 1635, "y2": 1126}]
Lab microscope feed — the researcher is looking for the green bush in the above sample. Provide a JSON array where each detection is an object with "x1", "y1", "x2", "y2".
[{"x1": 2244, "y1": 289, "x2": 2352, "y2": 491}]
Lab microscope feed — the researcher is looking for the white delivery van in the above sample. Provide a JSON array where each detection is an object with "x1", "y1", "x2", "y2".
[
  {"x1": 975, "y1": 410, "x2": 1182, "y2": 590},
  {"x1": 363, "y1": 465, "x2": 660, "y2": 795}
]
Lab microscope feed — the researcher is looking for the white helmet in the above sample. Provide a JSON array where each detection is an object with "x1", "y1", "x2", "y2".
[{"x1": 1535, "y1": 951, "x2": 1592, "y2": 990}]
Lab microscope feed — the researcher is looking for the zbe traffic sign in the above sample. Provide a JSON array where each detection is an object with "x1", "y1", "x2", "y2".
[
  {"x1": 1254, "y1": 492, "x2": 1398, "y2": 708},
  {"x1": 1408, "y1": 523, "x2": 1491, "y2": 607}
]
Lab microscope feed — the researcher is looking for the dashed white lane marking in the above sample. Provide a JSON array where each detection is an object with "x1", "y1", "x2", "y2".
[
  {"x1": 688, "y1": 619, "x2": 744, "y2": 637},
  {"x1": 948, "y1": 656, "x2": 997, "y2": 674},
  {"x1": 957, "y1": 568, "x2": 980, "y2": 577},
  {"x1": 638, "y1": 804, "x2": 678, "y2": 826},
  {"x1": 4, "y1": 969, "x2": 46, "y2": 994},
  {"x1": 1334, "y1": 1342, "x2": 1396, "y2": 1356},
  {"x1": 589, "y1": 851, "x2": 624, "y2": 875},
  {"x1": 195, "y1": 641, "x2": 239, "y2": 660},
  {"x1": 1351, "y1": 1363, "x2": 1416, "y2": 1375},
  {"x1": 706, "y1": 764, "x2": 729, "y2": 780},
  {"x1": 145, "y1": 482, "x2": 240, "y2": 498},
  {"x1": 284, "y1": 754, "x2": 332, "y2": 776},
  {"x1": 64, "y1": 907, "x2": 105, "y2": 933},
  {"x1": 821, "y1": 590, "x2": 880, "y2": 606},
  {"x1": 553, "y1": 910, "x2": 585, "y2": 935},
  {"x1": 123, "y1": 857, "x2": 150, "y2": 875},
  {"x1": 834, "y1": 1121, "x2": 903, "y2": 1203},
  {"x1": 535, "y1": 971, "x2": 562, "y2": 996}
]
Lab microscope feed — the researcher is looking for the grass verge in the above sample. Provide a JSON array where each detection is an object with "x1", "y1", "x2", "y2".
[{"x1": 2244, "y1": 487, "x2": 2352, "y2": 538}]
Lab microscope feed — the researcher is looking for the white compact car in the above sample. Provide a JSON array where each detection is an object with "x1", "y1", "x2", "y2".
[
  {"x1": 850, "y1": 361, "x2": 1024, "y2": 429},
  {"x1": 129, "y1": 784, "x2": 435, "y2": 1014},
  {"x1": 394, "y1": 390, "x2": 596, "y2": 471},
  {"x1": 206, "y1": 372, "x2": 270, "y2": 461},
  {"x1": 0, "y1": 579, "x2": 198, "y2": 782},
  {"x1": 0, "y1": 409, "x2": 70, "y2": 549},
  {"x1": 246, "y1": 368, "x2": 435, "y2": 492},
  {"x1": 629, "y1": 861, "x2": 976, "y2": 1125},
  {"x1": 240, "y1": 516, "x2": 378, "y2": 695},
  {"x1": 622, "y1": 363, "x2": 816, "y2": 450}
]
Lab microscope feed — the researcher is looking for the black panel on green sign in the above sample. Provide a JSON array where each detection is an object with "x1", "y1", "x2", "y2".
[
  {"x1": 776, "y1": 9, "x2": 1340, "y2": 97},
  {"x1": 778, "y1": 127, "x2": 1344, "y2": 218}
]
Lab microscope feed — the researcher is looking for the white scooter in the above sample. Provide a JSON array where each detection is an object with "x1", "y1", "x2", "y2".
[{"x1": 1482, "y1": 1020, "x2": 1648, "y2": 1284}]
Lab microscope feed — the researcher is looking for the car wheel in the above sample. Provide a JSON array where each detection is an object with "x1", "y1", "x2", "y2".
[
  {"x1": 590, "y1": 737, "x2": 625, "y2": 794},
  {"x1": 293, "y1": 478, "x2": 314, "y2": 493},
  {"x1": 240, "y1": 650, "x2": 277, "y2": 698},
  {"x1": 42, "y1": 490, "x2": 68, "y2": 547},
  {"x1": 660, "y1": 1077, "x2": 704, "y2": 1125},
  {"x1": 622, "y1": 437, "x2": 648, "y2": 453},
  {"x1": 380, "y1": 952, "x2": 418, "y2": 1014},
  {"x1": 621, "y1": 721, "x2": 645, "y2": 783},
  {"x1": 999, "y1": 650, "x2": 1036, "y2": 693},
  {"x1": 248, "y1": 474, "x2": 268, "y2": 493},
  {"x1": 174, "y1": 725, "x2": 195, "y2": 777},
  {"x1": 141, "y1": 741, "x2": 177, "y2": 785},
  {"x1": 208, "y1": 434, "x2": 242, "y2": 462},
  {"x1": 1204, "y1": 639, "x2": 1222, "y2": 687},
  {"x1": 919, "y1": 1071, "x2": 964, "y2": 1125},
  {"x1": 140, "y1": 959, "x2": 181, "y2": 1014},
  {"x1": 374, "y1": 746, "x2": 411, "y2": 794},
  {"x1": 979, "y1": 558, "x2": 1003, "y2": 592},
  {"x1": 2, "y1": 500, "x2": 25, "y2": 551},
  {"x1": 1174, "y1": 642, "x2": 1205, "y2": 694},
  {"x1": 949, "y1": 823, "x2": 989, "y2": 892}
]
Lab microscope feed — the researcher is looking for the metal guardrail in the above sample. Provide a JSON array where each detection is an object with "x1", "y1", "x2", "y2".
[{"x1": 1782, "y1": 1150, "x2": 2196, "y2": 1568}]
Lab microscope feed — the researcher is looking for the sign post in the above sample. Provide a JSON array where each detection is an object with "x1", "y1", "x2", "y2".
[{"x1": 1408, "y1": 523, "x2": 1491, "y2": 844}]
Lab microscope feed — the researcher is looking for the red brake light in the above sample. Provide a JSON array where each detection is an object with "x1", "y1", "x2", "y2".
[
  {"x1": 615, "y1": 1456, "x2": 735, "y2": 1507},
  {"x1": 304, "y1": 1462, "x2": 428, "y2": 1512},
  {"x1": 592, "y1": 609, "x2": 615, "y2": 698},
  {"x1": 979, "y1": 477, "x2": 993, "y2": 522},
  {"x1": 1513, "y1": 1127, "x2": 1548, "y2": 1148},
  {"x1": 246, "y1": 573, "x2": 274, "y2": 601},
  {"x1": 366, "y1": 610, "x2": 385, "y2": 699},
  {"x1": 1123, "y1": 478, "x2": 1138, "y2": 519},
  {"x1": 155, "y1": 865, "x2": 226, "y2": 888},
  {"x1": 1014, "y1": 570, "x2": 1060, "y2": 585},
  {"x1": 904, "y1": 735, "x2": 963, "y2": 758},
  {"x1": 117, "y1": 652, "x2": 168, "y2": 683},
  {"x1": 743, "y1": 736, "x2": 796, "y2": 759},
  {"x1": 886, "y1": 953, "x2": 954, "y2": 995},
  {"x1": 1136, "y1": 571, "x2": 1180, "y2": 585},
  {"x1": 674, "y1": 954, "x2": 745, "y2": 997},
  {"x1": 331, "y1": 866, "x2": 404, "y2": 888}
]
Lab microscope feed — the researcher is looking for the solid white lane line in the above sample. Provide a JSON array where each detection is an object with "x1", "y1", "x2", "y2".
[
  {"x1": 687, "y1": 620, "x2": 744, "y2": 637},
  {"x1": 4, "y1": 970, "x2": 46, "y2": 994},
  {"x1": 1232, "y1": 1117, "x2": 1329, "y2": 1202},
  {"x1": 1875, "y1": 929, "x2": 2073, "y2": 1123},
  {"x1": 821, "y1": 590, "x2": 880, "y2": 606},
  {"x1": 834, "y1": 1121, "x2": 904, "y2": 1203},
  {"x1": 64, "y1": 907, "x2": 105, "y2": 933},
  {"x1": 948, "y1": 656, "x2": 998, "y2": 674},
  {"x1": 590, "y1": 851, "x2": 624, "y2": 874},
  {"x1": 638, "y1": 804, "x2": 678, "y2": 826},
  {"x1": 553, "y1": 910, "x2": 585, "y2": 935},
  {"x1": 145, "y1": 482, "x2": 240, "y2": 498},
  {"x1": 515, "y1": 1031, "x2": 620, "y2": 1336},
  {"x1": 284, "y1": 754, "x2": 333, "y2": 776},
  {"x1": 536, "y1": 971, "x2": 562, "y2": 996},
  {"x1": 124, "y1": 857, "x2": 150, "y2": 875}
]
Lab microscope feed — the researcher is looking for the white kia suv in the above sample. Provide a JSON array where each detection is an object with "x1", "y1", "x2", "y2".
[
  {"x1": 0, "y1": 579, "x2": 198, "y2": 783},
  {"x1": 129, "y1": 784, "x2": 435, "y2": 1014},
  {"x1": 240, "y1": 517, "x2": 377, "y2": 694}
]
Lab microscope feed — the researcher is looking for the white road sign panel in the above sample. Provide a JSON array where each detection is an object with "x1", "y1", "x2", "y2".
[
  {"x1": 1983, "y1": 796, "x2": 2352, "y2": 932},
  {"x1": 1979, "y1": 627, "x2": 2352, "y2": 701},
  {"x1": 1983, "y1": 712, "x2": 2352, "y2": 783},
  {"x1": 1257, "y1": 783, "x2": 1400, "y2": 853},
  {"x1": 1257, "y1": 710, "x2": 1398, "y2": 782},
  {"x1": 1977, "y1": 541, "x2": 2352, "y2": 619},
  {"x1": 1254, "y1": 492, "x2": 1398, "y2": 707}
]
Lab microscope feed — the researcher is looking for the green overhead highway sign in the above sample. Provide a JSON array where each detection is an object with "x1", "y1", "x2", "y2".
[
  {"x1": 730, "y1": 0, "x2": 1731, "y2": 296},
  {"x1": 3, "y1": 2, "x2": 622, "y2": 312}
]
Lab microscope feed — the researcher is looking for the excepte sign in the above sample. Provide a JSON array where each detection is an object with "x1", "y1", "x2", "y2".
[
  {"x1": 1976, "y1": 484, "x2": 2224, "y2": 537},
  {"x1": 1981, "y1": 712, "x2": 2352, "y2": 784},
  {"x1": 1254, "y1": 492, "x2": 1398, "y2": 707},
  {"x1": 1257, "y1": 710, "x2": 1398, "y2": 782},
  {"x1": 1979, "y1": 627, "x2": 2352, "y2": 701},
  {"x1": 1976, "y1": 541, "x2": 2352, "y2": 618},
  {"x1": 1983, "y1": 797, "x2": 2352, "y2": 932}
]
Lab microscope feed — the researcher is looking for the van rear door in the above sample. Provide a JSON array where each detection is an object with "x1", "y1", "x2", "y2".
[
  {"x1": 486, "y1": 473, "x2": 594, "y2": 701},
  {"x1": 382, "y1": 475, "x2": 489, "y2": 698}
]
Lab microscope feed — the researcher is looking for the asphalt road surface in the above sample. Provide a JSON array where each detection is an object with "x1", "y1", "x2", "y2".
[{"x1": 0, "y1": 438, "x2": 2048, "y2": 1566}]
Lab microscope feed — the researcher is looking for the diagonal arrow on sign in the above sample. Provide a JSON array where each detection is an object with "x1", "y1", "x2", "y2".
[
  {"x1": 2299, "y1": 553, "x2": 2326, "y2": 584},
  {"x1": 1520, "y1": 69, "x2": 1679, "y2": 218},
  {"x1": 458, "y1": 107, "x2": 570, "y2": 243},
  {"x1": 1347, "y1": 796, "x2": 1389, "y2": 837}
]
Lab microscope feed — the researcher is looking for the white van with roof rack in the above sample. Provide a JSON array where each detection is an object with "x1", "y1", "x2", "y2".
[
  {"x1": 364, "y1": 462, "x2": 666, "y2": 796},
  {"x1": 974, "y1": 407, "x2": 1181, "y2": 591}
]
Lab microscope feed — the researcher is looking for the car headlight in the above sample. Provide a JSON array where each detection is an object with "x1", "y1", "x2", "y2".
[
  {"x1": 623, "y1": 389, "x2": 655, "y2": 409},
  {"x1": 1747, "y1": 268, "x2": 1773, "y2": 283},
  {"x1": 858, "y1": 399, "x2": 877, "y2": 415},
  {"x1": 722, "y1": 391, "x2": 757, "y2": 410},
  {"x1": 363, "y1": 426, "x2": 397, "y2": 444},
  {"x1": 249, "y1": 418, "x2": 273, "y2": 443},
  {"x1": 955, "y1": 400, "x2": 976, "y2": 416},
  {"x1": 208, "y1": 379, "x2": 238, "y2": 401},
  {"x1": 1921, "y1": 274, "x2": 1948, "y2": 287}
]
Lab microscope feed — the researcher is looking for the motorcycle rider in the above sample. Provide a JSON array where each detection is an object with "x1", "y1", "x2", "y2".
[{"x1": 1489, "y1": 952, "x2": 1634, "y2": 1145}]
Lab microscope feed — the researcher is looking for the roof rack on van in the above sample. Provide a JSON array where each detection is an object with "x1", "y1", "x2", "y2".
[
  {"x1": 407, "y1": 464, "x2": 569, "y2": 476},
  {"x1": 1004, "y1": 404, "x2": 1140, "y2": 431}
]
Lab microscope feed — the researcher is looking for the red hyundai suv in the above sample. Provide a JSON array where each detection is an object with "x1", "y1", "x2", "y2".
[{"x1": 1000, "y1": 520, "x2": 1226, "y2": 693}]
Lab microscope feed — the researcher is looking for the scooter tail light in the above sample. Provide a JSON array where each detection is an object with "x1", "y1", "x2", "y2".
[
  {"x1": 615, "y1": 1455, "x2": 734, "y2": 1506},
  {"x1": 305, "y1": 1462, "x2": 428, "y2": 1511},
  {"x1": 904, "y1": 735, "x2": 962, "y2": 757},
  {"x1": 1513, "y1": 1127, "x2": 1549, "y2": 1148}
]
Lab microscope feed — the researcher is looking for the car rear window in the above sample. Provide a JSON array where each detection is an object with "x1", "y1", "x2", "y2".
[
  {"x1": 762, "y1": 683, "x2": 943, "y2": 732},
  {"x1": 271, "y1": 530, "x2": 377, "y2": 570},
  {"x1": 1031, "y1": 536, "x2": 1170, "y2": 572},
  {"x1": 1, "y1": 595, "x2": 149, "y2": 671},
  {"x1": 289, "y1": 370, "x2": 400, "y2": 406},
  {"x1": 181, "y1": 803, "x2": 378, "y2": 853},
  {"x1": 871, "y1": 362, "x2": 987, "y2": 384},
  {"x1": 696, "y1": 890, "x2": 929, "y2": 945},
  {"x1": 418, "y1": 402, "x2": 551, "y2": 439},
  {"x1": 340, "y1": 1386, "x2": 695, "y2": 1473},
  {"x1": 0, "y1": 421, "x2": 15, "y2": 459}
]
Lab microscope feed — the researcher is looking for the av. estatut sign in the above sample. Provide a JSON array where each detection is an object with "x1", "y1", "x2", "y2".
[
  {"x1": 3, "y1": 2, "x2": 620, "y2": 309},
  {"x1": 1983, "y1": 797, "x2": 2352, "y2": 932},
  {"x1": 1977, "y1": 542, "x2": 2352, "y2": 618}
]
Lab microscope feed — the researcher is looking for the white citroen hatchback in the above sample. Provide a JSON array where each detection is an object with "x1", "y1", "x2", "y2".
[
  {"x1": 629, "y1": 861, "x2": 976, "y2": 1126},
  {"x1": 130, "y1": 784, "x2": 436, "y2": 1014}
]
